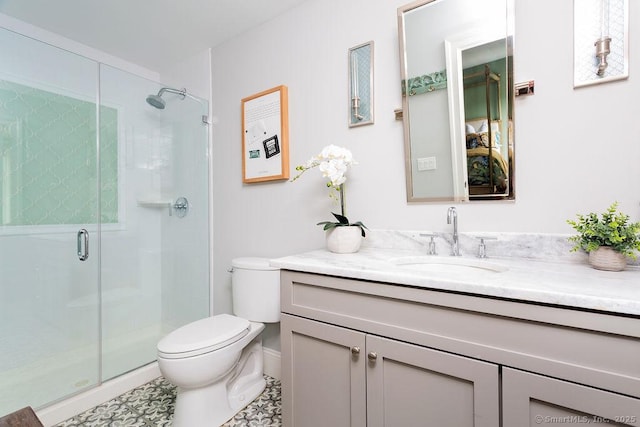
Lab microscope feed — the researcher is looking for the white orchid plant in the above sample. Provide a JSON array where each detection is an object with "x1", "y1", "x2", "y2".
[{"x1": 292, "y1": 144, "x2": 367, "y2": 237}]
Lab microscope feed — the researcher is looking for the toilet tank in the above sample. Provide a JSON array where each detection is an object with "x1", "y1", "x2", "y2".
[{"x1": 231, "y1": 257, "x2": 280, "y2": 323}]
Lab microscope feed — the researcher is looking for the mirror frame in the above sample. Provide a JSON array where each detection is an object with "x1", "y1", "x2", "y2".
[{"x1": 397, "y1": 0, "x2": 515, "y2": 203}]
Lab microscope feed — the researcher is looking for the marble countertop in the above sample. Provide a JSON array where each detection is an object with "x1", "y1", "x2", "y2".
[{"x1": 270, "y1": 247, "x2": 640, "y2": 316}]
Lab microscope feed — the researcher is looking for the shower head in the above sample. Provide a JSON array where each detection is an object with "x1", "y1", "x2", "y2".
[
  {"x1": 146, "y1": 94, "x2": 166, "y2": 109},
  {"x1": 146, "y1": 87, "x2": 187, "y2": 109}
]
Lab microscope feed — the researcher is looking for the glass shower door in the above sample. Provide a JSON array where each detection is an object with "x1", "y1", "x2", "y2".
[
  {"x1": 99, "y1": 65, "x2": 210, "y2": 380},
  {"x1": 0, "y1": 29, "x2": 100, "y2": 415}
]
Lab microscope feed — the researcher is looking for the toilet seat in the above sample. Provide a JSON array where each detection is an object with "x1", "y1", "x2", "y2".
[{"x1": 158, "y1": 314, "x2": 250, "y2": 359}]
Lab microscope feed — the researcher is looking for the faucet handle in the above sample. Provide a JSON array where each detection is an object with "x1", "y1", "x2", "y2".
[
  {"x1": 419, "y1": 233, "x2": 438, "y2": 255},
  {"x1": 475, "y1": 236, "x2": 497, "y2": 258}
]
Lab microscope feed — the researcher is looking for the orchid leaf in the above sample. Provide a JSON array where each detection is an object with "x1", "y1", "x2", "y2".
[
  {"x1": 331, "y1": 212, "x2": 350, "y2": 225},
  {"x1": 317, "y1": 214, "x2": 368, "y2": 237}
]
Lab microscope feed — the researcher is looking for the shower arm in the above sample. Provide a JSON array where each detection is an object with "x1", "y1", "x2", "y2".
[{"x1": 158, "y1": 87, "x2": 186, "y2": 98}]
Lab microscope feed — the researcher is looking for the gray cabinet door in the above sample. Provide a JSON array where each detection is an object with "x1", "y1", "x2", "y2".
[
  {"x1": 502, "y1": 368, "x2": 640, "y2": 426},
  {"x1": 281, "y1": 313, "x2": 367, "y2": 427},
  {"x1": 366, "y1": 335, "x2": 500, "y2": 427}
]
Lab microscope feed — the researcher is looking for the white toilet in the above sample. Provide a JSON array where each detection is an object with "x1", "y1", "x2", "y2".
[{"x1": 157, "y1": 257, "x2": 280, "y2": 427}]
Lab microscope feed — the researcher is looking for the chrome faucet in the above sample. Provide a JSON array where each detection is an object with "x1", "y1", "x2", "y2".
[{"x1": 447, "y1": 207, "x2": 461, "y2": 256}]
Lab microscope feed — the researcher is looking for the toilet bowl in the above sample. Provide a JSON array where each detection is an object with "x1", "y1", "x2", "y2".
[{"x1": 157, "y1": 258, "x2": 280, "y2": 427}]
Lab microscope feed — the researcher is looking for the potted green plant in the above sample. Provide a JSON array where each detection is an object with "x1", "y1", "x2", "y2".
[
  {"x1": 567, "y1": 202, "x2": 640, "y2": 271},
  {"x1": 292, "y1": 145, "x2": 367, "y2": 253}
]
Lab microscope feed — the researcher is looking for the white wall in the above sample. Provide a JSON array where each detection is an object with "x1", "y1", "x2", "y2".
[
  {"x1": 211, "y1": 0, "x2": 640, "y2": 350},
  {"x1": 159, "y1": 49, "x2": 212, "y2": 101}
]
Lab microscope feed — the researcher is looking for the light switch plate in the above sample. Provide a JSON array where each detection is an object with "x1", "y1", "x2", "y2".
[{"x1": 417, "y1": 156, "x2": 437, "y2": 171}]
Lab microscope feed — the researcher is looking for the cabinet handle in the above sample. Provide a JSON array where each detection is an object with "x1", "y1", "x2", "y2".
[
  {"x1": 351, "y1": 346, "x2": 360, "y2": 356},
  {"x1": 367, "y1": 351, "x2": 378, "y2": 362}
]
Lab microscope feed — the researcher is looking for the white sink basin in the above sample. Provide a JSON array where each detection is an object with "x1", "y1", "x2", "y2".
[{"x1": 390, "y1": 256, "x2": 508, "y2": 273}]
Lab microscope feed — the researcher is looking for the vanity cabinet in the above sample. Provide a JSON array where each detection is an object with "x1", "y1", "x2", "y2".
[
  {"x1": 281, "y1": 314, "x2": 499, "y2": 427},
  {"x1": 280, "y1": 270, "x2": 640, "y2": 427}
]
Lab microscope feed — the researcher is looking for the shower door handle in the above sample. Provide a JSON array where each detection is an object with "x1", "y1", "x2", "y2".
[{"x1": 77, "y1": 229, "x2": 89, "y2": 261}]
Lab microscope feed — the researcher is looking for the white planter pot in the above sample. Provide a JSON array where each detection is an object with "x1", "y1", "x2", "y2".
[
  {"x1": 326, "y1": 226, "x2": 363, "y2": 254},
  {"x1": 588, "y1": 246, "x2": 627, "y2": 271}
]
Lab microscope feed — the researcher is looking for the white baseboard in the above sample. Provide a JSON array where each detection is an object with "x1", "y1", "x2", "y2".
[
  {"x1": 263, "y1": 347, "x2": 281, "y2": 380},
  {"x1": 36, "y1": 363, "x2": 161, "y2": 427}
]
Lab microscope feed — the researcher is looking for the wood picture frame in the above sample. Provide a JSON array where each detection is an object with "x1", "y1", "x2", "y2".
[{"x1": 241, "y1": 85, "x2": 289, "y2": 183}]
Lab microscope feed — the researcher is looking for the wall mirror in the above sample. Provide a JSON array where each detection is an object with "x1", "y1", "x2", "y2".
[{"x1": 398, "y1": 0, "x2": 515, "y2": 202}]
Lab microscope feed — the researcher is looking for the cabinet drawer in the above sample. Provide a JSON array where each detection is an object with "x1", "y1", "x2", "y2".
[{"x1": 281, "y1": 270, "x2": 640, "y2": 398}]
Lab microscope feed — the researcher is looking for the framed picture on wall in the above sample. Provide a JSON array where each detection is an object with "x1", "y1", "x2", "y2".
[
  {"x1": 348, "y1": 41, "x2": 374, "y2": 127},
  {"x1": 574, "y1": 0, "x2": 629, "y2": 88},
  {"x1": 241, "y1": 85, "x2": 289, "y2": 183}
]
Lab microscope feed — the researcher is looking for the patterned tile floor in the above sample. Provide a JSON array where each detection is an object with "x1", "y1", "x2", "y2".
[{"x1": 55, "y1": 376, "x2": 281, "y2": 426}]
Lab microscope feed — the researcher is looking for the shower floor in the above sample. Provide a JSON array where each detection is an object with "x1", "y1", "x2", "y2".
[
  {"x1": 0, "y1": 315, "x2": 94, "y2": 415},
  {"x1": 55, "y1": 375, "x2": 282, "y2": 426},
  {"x1": 0, "y1": 314, "x2": 161, "y2": 416}
]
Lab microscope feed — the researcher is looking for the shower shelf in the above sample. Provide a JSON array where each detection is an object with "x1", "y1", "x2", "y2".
[
  {"x1": 137, "y1": 199, "x2": 172, "y2": 216},
  {"x1": 137, "y1": 197, "x2": 189, "y2": 218},
  {"x1": 136, "y1": 200, "x2": 172, "y2": 208}
]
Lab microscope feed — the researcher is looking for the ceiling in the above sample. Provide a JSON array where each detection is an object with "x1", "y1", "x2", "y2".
[{"x1": 0, "y1": 0, "x2": 309, "y2": 71}]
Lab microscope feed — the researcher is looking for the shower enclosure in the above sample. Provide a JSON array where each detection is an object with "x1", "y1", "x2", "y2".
[{"x1": 0, "y1": 28, "x2": 210, "y2": 415}]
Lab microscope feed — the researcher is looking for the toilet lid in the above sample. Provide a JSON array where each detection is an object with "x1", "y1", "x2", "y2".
[
  {"x1": 157, "y1": 314, "x2": 250, "y2": 359},
  {"x1": 232, "y1": 257, "x2": 279, "y2": 271}
]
